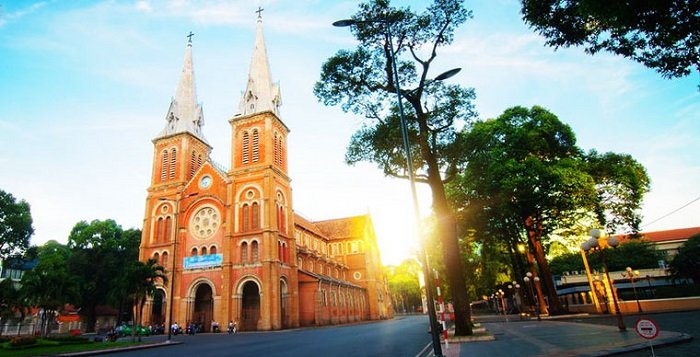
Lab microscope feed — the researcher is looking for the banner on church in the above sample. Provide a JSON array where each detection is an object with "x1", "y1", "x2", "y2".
[{"x1": 183, "y1": 254, "x2": 223, "y2": 270}]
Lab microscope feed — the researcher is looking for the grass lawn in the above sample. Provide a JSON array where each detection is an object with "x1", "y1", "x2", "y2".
[{"x1": 1, "y1": 340, "x2": 145, "y2": 357}]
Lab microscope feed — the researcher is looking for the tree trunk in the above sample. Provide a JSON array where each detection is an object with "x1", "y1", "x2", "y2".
[
  {"x1": 433, "y1": 194, "x2": 472, "y2": 335},
  {"x1": 524, "y1": 241, "x2": 549, "y2": 315},
  {"x1": 524, "y1": 216, "x2": 565, "y2": 314}
]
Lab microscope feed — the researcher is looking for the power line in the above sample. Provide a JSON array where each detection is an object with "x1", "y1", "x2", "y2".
[{"x1": 642, "y1": 195, "x2": 700, "y2": 228}]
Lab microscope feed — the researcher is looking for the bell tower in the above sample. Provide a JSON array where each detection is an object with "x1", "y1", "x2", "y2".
[{"x1": 228, "y1": 11, "x2": 298, "y2": 330}]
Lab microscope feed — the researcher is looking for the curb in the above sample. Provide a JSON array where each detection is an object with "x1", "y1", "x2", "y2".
[{"x1": 57, "y1": 340, "x2": 183, "y2": 356}]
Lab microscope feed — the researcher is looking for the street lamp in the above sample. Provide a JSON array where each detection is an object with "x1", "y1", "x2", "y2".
[
  {"x1": 523, "y1": 272, "x2": 541, "y2": 321},
  {"x1": 581, "y1": 229, "x2": 626, "y2": 332},
  {"x1": 622, "y1": 267, "x2": 642, "y2": 313},
  {"x1": 495, "y1": 289, "x2": 508, "y2": 322},
  {"x1": 334, "y1": 17, "x2": 461, "y2": 357}
]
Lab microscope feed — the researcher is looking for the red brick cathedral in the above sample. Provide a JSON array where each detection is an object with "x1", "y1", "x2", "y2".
[{"x1": 138, "y1": 15, "x2": 393, "y2": 331}]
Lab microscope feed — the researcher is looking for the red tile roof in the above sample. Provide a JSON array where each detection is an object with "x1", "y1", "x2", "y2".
[{"x1": 616, "y1": 226, "x2": 700, "y2": 243}]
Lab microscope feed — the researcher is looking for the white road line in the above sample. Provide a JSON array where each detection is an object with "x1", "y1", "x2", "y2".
[{"x1": 415, "y1": 342, "x2": 432, "y2": 357}]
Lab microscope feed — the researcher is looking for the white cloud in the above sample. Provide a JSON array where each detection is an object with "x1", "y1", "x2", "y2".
[{"x1": 135, "y1": 0, "x2": 152, "y2": 13}]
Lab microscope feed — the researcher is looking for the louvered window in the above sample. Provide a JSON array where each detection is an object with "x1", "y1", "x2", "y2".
[
  {"x1": 252, "y1": 129, "x2": 259, "y2": 162},
  {"x1": 190, "y1": 151, "x2": 196, "y2": 179},
  {"x1": 242, "y1": 132, "x2": 249, "y2": 164},
  {"x1": 169, "y1": 148, "x2": 176, "y2": 179},
  {"x1": 161, "y1": 150, "x2": 168, "y2": 181}
]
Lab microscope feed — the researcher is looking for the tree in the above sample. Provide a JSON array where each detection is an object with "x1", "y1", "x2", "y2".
[
  {"x1": 453, "y1": 105, "x2": 595, "y2": 314},
  {"x1": 670, "y1": 234, "x2": 700, "y2": 283},
  {"x1": 520, "y1": 0, "x2": 700, "y2": 84},
  {"x1": 550, "y1": 240, "x2": 664, "y2": 274},
  {"x1": 113, "y1": 258, "x2": 167, "y2": 341},
  {"x1": 451, "y1": 105, "x2": 650, "y2": 314},
  {"x1": 0, "y1": 189, "x2": 34, "y2": 260},
  {"x1": 20, "y1": 241, "x2": 77, "y2": 337},
  {"x1": 585, "y1": 150, "x2": 650, "y2": 235},
  {"x1": 314, "y1": 0, "x2": 478, "y2": 335},
  {"x1": 385, "y1": 259, "x2": 423, "y2": 313},
  {"x1": 67, "y1": 219, "x2": 140, "y2": 332}
]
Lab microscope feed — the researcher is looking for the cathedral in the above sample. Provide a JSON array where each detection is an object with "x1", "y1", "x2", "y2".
[{"x1": 138, "y1": 14, "x2": 393, "y2": 331}]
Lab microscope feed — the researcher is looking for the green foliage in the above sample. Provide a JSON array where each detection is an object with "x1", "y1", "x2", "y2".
[
  {"x1": 520, "y1": 0, "x2": 700, "y2": 83},
  {"x1": 549, "y1": 240, "x2": 665, "y2": 275},
  {"x1": 9, "y1": 336, "x2": 37, "y2": 347},
  {"x1": 67, "y1": 220, "x2": 140, "y2": 332},
  {"x1": 670, "y1": 234, "x2": 700, "y2": 283},
  {"x1": 385, "y1": 259, "x2": 423, "y2": 312},
  {"x1": 0, "y1": 189, "x2": 34, "y2": 259},
  {"x1": 585, "y1": 150, "x2": 650, "y2": 234}
]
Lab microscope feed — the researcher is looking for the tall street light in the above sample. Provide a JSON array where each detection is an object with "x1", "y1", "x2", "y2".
[
  {"x1": 581, "y1": 228, "x2": 626, "y2": 332},
  {"x1": 334, "y1": 17, "x2": 461, "y2": 357},
  {"x1": 622, "y1": 267, "x2": 642, "y2": 313},
  {"x1": 160, "y1": 192, "x2": 198, "y2": 341},
  {"x1": 523, "y1": 272, "x2": 541, "y2": 321}
]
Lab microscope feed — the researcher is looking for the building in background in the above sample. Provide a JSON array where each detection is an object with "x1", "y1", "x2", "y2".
[{"x1": 138, "y1": 14, "x2": 392, "y2": 331}]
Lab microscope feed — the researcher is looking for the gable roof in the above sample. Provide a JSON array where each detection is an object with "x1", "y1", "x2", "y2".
[{"x1": 314, "y1": 215, "x2": 370, "y2": 241}]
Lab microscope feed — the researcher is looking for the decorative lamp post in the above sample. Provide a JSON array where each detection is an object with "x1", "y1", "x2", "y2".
[
  {"x1": 523, "y1": 273, "x2": 541, "y2": 321},
  {"x1": 333, "y1": 17, "x2": 462, "y2": 357},
  {"x1": 581, "y1": 229, "x2": 626, "y2": 332},
  {"x1": 622, "y1": 267, "x2": 642, "y2": 313},
  {"x1": 495, "y1": 289, "x2": 508, "y2": 322}
]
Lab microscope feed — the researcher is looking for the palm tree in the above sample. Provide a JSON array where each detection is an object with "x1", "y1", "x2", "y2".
[{"x1": 118, "y1": 258, "x2": 167, "y2": 342}]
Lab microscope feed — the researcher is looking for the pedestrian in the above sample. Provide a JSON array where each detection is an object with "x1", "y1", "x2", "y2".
[{"x1": 228, "y1": 320, "x2": 236, "y2": 335}]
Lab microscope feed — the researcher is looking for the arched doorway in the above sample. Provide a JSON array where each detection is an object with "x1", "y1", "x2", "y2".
[
  {"x1": 241, "y1": 281, "x2": 260, "y2": 331},
  {"x1": 151, "y1": 289, "x2": 165, "y2": 325},
  {"x1": 193, "y1": 284, "x2": 213, "y2": 332},
  {"x1": 280, "y1": 279, "x2": 289, "y2": 328}
]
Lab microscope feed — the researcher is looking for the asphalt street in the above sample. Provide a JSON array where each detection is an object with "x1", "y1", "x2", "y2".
[{"x1": 107, "y1": 315, "x2": 435, "y2": 357}]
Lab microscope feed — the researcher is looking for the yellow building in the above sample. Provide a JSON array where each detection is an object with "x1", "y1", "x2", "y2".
[{"x1": 138, "y1": 14, "x2": 392, "y2": 331}]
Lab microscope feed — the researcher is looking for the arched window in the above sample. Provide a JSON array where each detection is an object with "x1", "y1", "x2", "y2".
[
  {"x1": 242, "y1": 204, "x2": 250, "y2": 231},
  {"x1": 161, "y1": 150, "x2": 168, "y2": 181},
  {"x1": 153, "y1": 252, "x2": 160, "y2": 263},
  {"x1": 162, "y1": 252, "x2": 169, "y2": 265},
  {"x1": 242, "y1": 131, "x2": 250, "y2": 164},
  {"x1": 201, "y1": 246, "x2": 207, "y2": 255},
  {"x1": 251, "y1": 241, "x2": 259, "y2": 262},
  {"x1": 241, "y1": 242, "x2": 248, "y2": 263},
  {"x1": 210, "y1": 246, "x2": 217, "y2": 255},
  {"x1": 251, "y1": 202, "x2": 259, "y2": 229},
  {"x1": 280, "y1": 138, "x2": 285, "y2": 168},
  {"x1": 252, "y1": 129, "x2": 259, "y2": 162},
  {"x1": 191, "y1": 247, "x2": 198, "y2": 256},
  {"x1": 273, "y1": 134, "x2": 279, "y2": 166},
  {"x1": 169, "y1": 148, "x2": 177, "y2": 179},
  {"x1": 156, "y1": 218, "x2": 164, "y2": 244},
  {"x1": 164, "y1": 216, "x2": 172, "y2": 243}
]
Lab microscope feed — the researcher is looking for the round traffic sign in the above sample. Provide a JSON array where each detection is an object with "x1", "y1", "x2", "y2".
[{"x1": 635, "y1": 318, "x2": 659, "y2": 340}]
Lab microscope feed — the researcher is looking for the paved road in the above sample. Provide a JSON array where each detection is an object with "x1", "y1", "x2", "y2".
[
  {"x1": 559, "y1": 310, "x2": 700, "y2": 356},
  {"x1": 110, "y1": 315, "x2": 435, "y2": 357}
]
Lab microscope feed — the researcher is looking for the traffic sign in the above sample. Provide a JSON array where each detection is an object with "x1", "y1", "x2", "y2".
[{"x1": 635, "y1": 318, "x2": 659, "y2": 340}]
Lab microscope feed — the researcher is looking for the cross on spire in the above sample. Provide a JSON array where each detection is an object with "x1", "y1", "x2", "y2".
[
  {"x1": 256, "y1": 6, "x2": 264, "y2": 19},
  {"x1": 187, "y1": 31, "x2": 195, "y2": 43}
]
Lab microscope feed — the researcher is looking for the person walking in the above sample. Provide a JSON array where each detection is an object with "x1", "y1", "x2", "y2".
[{"x1": 228, "y1": 320, "x2": 236, "y2": 335}]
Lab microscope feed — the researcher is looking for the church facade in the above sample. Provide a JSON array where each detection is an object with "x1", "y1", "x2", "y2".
[{"x1": 138, "y1": 16, "x2": 393, "y2": 331}]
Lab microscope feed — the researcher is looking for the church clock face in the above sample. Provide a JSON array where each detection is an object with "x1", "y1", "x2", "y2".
[{"x1": 190, "y1": 206, "x2": 220, "y2": 240}]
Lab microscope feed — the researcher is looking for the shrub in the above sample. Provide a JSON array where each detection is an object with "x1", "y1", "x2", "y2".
[
  {"x1": 46, "y1": 335, "x2": 90, "y2": 344},
  {"x1": 9, "y1": 336, "x2": 37, "y2": 347}
]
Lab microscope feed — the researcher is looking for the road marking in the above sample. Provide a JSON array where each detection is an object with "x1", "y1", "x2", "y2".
[{"x1": 415, "y1": 342, "x2": 432, "y2": 357}]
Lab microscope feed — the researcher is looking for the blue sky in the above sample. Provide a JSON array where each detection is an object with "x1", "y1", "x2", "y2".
[{"x1": 1, "y1": 0, "x2": 698, "y2": 265}]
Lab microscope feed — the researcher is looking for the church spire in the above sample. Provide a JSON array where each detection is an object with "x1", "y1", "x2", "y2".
[
  {"x1": 238, "y1": 9, "x2": 282, "y2": 117},
  {"x1": 157, "y1": 32, "x2": 207, "y2": 143}
]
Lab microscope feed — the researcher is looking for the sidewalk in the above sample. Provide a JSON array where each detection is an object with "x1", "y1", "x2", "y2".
[{"x1": 438, "y1": 315, "x2": 691, "y2": 357}]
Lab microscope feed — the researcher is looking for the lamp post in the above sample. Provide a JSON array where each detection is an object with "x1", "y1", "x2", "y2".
[
  {"x1": 160, "y1": 192, "x2": 198, "y2": 341},
  {"x1": 581, "y1": 229, "x2": 626, "y2": 332},
  {"x1": 495, "y1": 289, "x2": 508, "y2": 322},
  {"x1": 622, "y1": 267, "x2": 642, "y2": 313},
  {"x1": 523, "y1": 272, "x2": 541, "y2": 321},
  {"x1": 334, "y1": 17, "x2": 461, "y2": 357}
]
